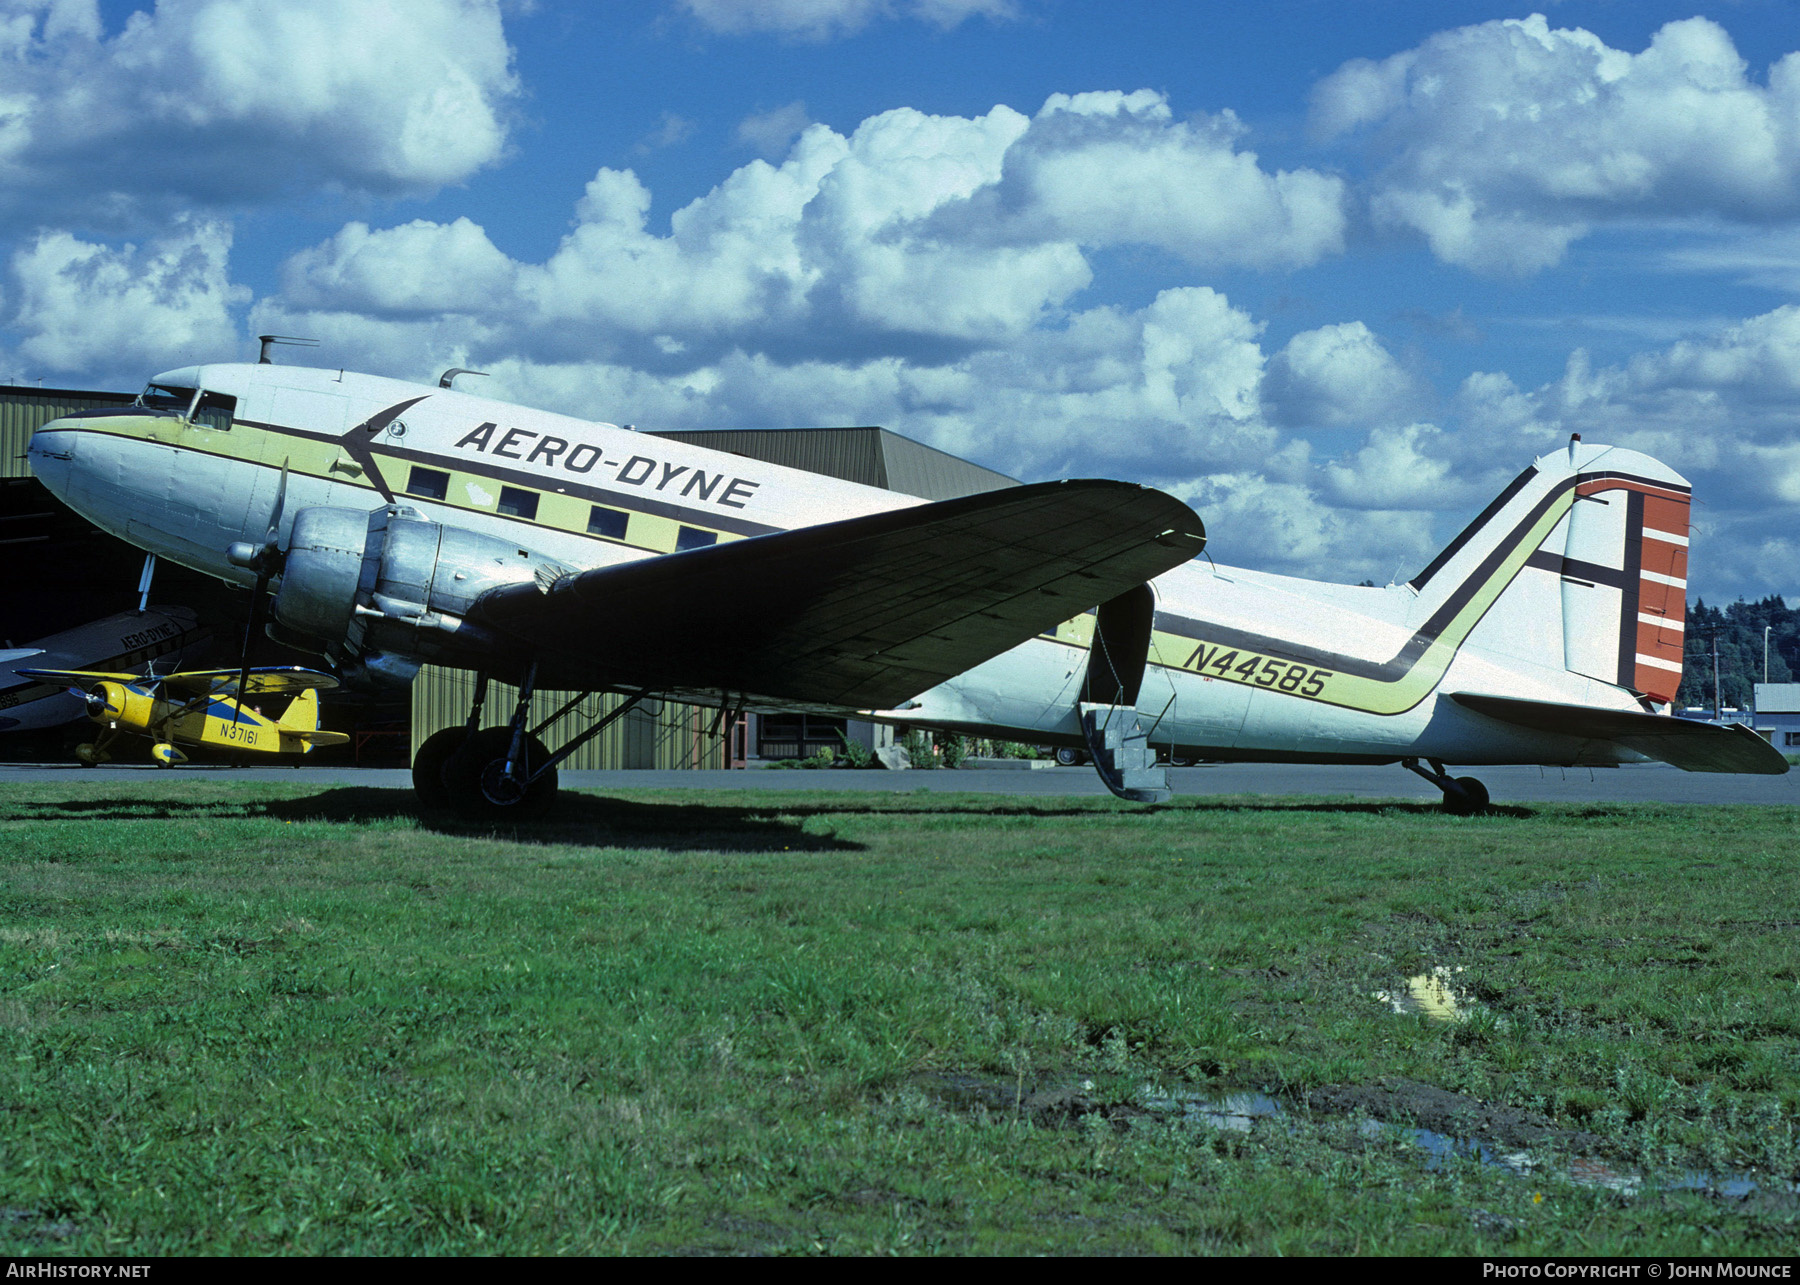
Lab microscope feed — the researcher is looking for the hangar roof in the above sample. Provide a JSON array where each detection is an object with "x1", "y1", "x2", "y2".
[
  {"x1": 1754, "y1": 683, "x2": 1800, "y2": 714},
  {"x1": 650, "y1": 426, "x2": 1018, "y2": 502}
]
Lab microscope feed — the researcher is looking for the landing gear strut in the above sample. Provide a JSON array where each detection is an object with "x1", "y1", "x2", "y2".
[
  {"x1": 434, "y1": 664, "x2": 560, "y2": 820},
  {"x1": 411, "y1": 671, "x2": 656, "y2": 820},
  {"x1": 1403, "y1": 758, "x2": 1490, "y2": 815}
]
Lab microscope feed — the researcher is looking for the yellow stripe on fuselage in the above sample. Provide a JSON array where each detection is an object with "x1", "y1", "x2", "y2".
[
  {"x1": 1049, "y1": 488, "x2": 1576, "y2": 718},
  {"x1": 57, "y1": 415, "x2": 748, "y2": 556}
]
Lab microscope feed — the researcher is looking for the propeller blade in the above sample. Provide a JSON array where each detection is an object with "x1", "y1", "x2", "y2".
[
  {"x1": 264, "y1": 460, "x2": 289, "y2": 551},
  {"x1": 232, "y1": 572, "x2": 270, "y2": 725},
  {"x1": 231, "y1": 460, "x2": 289, "y2": 725}
]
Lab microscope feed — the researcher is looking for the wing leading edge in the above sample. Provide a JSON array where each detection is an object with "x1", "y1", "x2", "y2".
[
  {"x1": 472, "y1": 478, "x2": 1205, "y2": 709},
  {"x1": 1450, "y1": 692, "x2": 1790, "y2": 775}
]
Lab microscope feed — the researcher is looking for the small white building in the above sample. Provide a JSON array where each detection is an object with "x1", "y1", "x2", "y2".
[{"x1": 1753, "y1": 683, "x2": 1800, "y2": 749}]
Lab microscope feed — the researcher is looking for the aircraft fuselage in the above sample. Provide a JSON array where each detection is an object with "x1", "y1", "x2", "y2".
[{"x1": 28, "y1": 361, "x2": 1693, "y2": 772}]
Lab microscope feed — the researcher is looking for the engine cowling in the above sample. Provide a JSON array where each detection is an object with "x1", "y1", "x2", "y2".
[{"x1": 271, "y1": 504, "x2": 576, "y2": 681}]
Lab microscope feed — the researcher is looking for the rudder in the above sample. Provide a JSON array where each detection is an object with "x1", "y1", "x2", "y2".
[{"x1": 1410, "y1": 438, "x2": 1691, "y2": 706}]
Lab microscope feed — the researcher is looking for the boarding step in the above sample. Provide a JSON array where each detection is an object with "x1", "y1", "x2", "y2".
[{"x1": 1079, "y1": 702, "x2": 1172, "y2": 804}]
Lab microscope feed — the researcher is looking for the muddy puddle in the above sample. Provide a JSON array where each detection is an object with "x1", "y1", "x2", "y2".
[
  {"x1": 1374, "y1": 967, "x2": 1467, "y2": 1021},
  {"x1": 906, "y1": 1071, "x2": 1797, "y2": 1204}
]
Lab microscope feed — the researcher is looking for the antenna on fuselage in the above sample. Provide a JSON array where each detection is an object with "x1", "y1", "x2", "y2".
[
  {"x1": 438, "y1": 368, "x2": 488, "y2": 389},
  {"x1": 258, "y1": 335, "x2": 319, "y2": 364}
]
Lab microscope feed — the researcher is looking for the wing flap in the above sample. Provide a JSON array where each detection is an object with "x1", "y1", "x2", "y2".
[
  {"x1": 472, "y1": 479, "x2": 1205, "y2": 709},
  {"x1": 1451, "y1": 692, "x2": 1790, "y2": 775}
]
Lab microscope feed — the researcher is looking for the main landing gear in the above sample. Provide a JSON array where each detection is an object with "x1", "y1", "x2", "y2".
[
  {"x1": 411, "y1": 668, "x2": 656, "y2": 821},
  {"x1": 1403, "y1": 758, "x2": 1491, "y2": 816}
]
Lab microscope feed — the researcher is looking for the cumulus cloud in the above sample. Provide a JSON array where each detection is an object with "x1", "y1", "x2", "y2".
[
  {"x1": 1187, "y1": 471, "x2": 1439, "y2": 585},
  {"x1": 1263, "y1": 321, "x2": 1422, "y2": 429},
  {"x1": 736, "y1": 101, "x2": 814, "y2": 160},
  {"x1": 1312, "y1": 14, "x2": 1800, "y2": 273},
  {"x1": 10, "y1": 217, "x2": 248, "y2": 379},
  {"x1": 0, "y1": 0, "x2": 518, "y2": 231},
  {"x1": 271, "y1": 91, "x2": 1344, "y2": 371},
  {"x1": 1319, "y1": 422, "x2": 1465, "y2": 510},
  {"x1": 676, "y1": 0, "x2": 1017, "y2": 41},
  {"x1": 938, "y1": 90, "x2": 1347, "y2": 269}
]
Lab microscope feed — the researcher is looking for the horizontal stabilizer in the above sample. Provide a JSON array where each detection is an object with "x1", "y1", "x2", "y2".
[
  {"x1": 473, "y1": 479, "x2": 1205, "y2": 710},
  {"x1": 1450, "y1": 692, "x2": 1790, "y2": 775}
]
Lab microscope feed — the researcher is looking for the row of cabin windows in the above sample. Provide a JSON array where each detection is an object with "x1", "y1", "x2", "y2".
[{"x1": 404, "y1": 465, "x2": 718, "y2": 551}]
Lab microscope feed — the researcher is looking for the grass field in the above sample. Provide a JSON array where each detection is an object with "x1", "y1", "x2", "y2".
[{"x1": 0, "y1": 781, "x2": 1796, "y2": 1255}]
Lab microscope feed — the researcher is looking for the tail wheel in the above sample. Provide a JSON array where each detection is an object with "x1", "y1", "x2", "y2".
[
  {"x1": 445, "y1": 727, "x2": 559, "y2": 819},
  {"x1": 1054, "y1": 746, "x2": 1085, "y2": 767},
  {"x1": 1442, "y1": 776, "x2": 1490, "y2": 816},
  {"x1": 411, "y1": 726, "x2": 471, "y2": 811}
]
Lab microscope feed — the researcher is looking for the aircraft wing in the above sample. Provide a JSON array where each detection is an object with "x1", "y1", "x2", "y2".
[
  {"x1": 17, "y1": 668, "x2": 142, "y2": 688},
  {"x1": 159, "y1": 667, "x2": 342, "y2": 697},
  {"x1": 471, "y1": 478, "x2": 1206, "y2": 709},
  {"x1": 1450, "y1": 692, "x2": 1791, "y2": 775}
]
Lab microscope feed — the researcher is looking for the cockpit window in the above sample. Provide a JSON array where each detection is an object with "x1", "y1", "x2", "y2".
[
  {"x1": 133, "y1": 384, "x2": 237, "y2": 430},
  {"x1": 192, "y1": 391, "x2": 237, "y2": 432},
  {"x1": 136, "y1": 384, "x2": 193, "y2": 414}
]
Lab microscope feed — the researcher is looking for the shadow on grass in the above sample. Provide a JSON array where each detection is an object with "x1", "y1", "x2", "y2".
[
  {"x1": 0, "y1": 785, "x2": 1538, "y2": 841},
  {"x1": 0, "y1": 788, "x2": 872, "y2": 852}
]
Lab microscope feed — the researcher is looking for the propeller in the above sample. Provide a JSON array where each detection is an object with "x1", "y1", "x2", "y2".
[{"x1": 224, "y1": 462, "x2": 290, "y2": 723}]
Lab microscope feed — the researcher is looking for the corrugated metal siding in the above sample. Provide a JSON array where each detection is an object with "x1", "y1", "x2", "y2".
[
  {"x1": 411, "y1": 666, "x2": 725, "y2": 769},
  {"x1": 654, "y1": 427, "x2": 889, "y2": 488},
  {"x1": 0, "y1": 386, "x2": 134, "y2": 479},
  {"x1": 879, "y1": 433, "x2": 1018, "y2": 500},
  {"x1": 652, "y1": 426, "x2": 1017, "y2": 500}
]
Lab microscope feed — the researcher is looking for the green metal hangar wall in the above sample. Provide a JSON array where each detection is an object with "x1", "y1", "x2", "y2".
[
  {"x1": 0, "y1": 384, "x2": 172, "y2": 644},
  {"x1": 0, "y1": 385, "x2": 1017, "y2": 767}
]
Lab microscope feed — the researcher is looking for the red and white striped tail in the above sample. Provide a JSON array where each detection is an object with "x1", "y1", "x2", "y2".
[
  {"x1": 1632, "y1": 490, "x2": 1689, "y2": 704},
  {"x1": 1561, "y1": 469, "x2": 1690, "y2": 705}
]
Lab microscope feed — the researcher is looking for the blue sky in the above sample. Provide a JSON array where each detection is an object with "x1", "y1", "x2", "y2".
[{"x1": 10, "y1": 0, "x2": 1800, "y2": 601}]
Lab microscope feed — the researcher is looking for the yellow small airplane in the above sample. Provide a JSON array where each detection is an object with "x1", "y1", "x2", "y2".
[{"x1": 17, "y1": 666, "x2": 350, "y2": 765}]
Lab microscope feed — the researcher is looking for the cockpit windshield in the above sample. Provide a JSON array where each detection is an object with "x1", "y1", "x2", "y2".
[
  {"x1": 136, "y1": 383, "x2": 193, "y2": 413},
  {"x1": 133, "y1": 384, "x2": 236, "y2": 430}
]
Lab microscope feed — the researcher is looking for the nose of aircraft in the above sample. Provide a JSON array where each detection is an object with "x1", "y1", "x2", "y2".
[{"x1": 26, "y1": 418, "x2": 78, "y2": 498}]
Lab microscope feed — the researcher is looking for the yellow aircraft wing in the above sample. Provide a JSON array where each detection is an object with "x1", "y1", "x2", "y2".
[{"x1": 160, "y1": 667, "x2": 341, "y2": 697}]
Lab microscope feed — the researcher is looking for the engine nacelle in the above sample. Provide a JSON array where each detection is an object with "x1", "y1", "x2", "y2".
[{"x1": 271, "y1": 504, "x2": 576, "y2": 678}]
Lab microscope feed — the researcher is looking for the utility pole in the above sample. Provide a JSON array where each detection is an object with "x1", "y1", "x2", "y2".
[{"x1": 1713, "y1": 630, "x2": 1722, "y2": 723}]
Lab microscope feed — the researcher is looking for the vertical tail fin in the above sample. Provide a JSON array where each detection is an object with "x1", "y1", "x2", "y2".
[
  {"x1": 1561, "y1": 465, "x2": 1689, "y2": 703},
  {"x1": 1410, "y1": 440, "x2": 1691, "y2": 704},
  {"x1": 278, "y1": 687, "x2": 321, "y2": 732}
]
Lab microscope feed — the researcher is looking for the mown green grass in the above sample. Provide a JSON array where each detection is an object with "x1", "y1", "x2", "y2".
[{"x1": 0, "y1": 782, "x2": 1795, "y2": 1255}]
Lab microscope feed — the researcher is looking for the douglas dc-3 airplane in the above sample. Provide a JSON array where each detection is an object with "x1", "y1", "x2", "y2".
[
  {"x1": 26, "y1": 352, "x2": 1785, "y2": 816},
  {"x1": 0, "y1": 606, "x2": 208, "y2": 734}
]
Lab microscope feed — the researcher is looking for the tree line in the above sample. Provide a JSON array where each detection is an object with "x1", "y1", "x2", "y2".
[{"x1": 1677, "y1": 596, "x2": 1797, "y2": 712}]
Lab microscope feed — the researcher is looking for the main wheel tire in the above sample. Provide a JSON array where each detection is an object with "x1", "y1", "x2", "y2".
[
  {"x1": 412, "y1": 726, "x2": 470, "y2": 811},
  {"x1": 1442, "y1": 776, "x2": 1490, "y2": 816},
  {"x1": 1054, "y1": 746, "x2": 1086, "y2": 767},
  {"x1": 445, "y1": 727, "x2": 559, "y2": 820}
]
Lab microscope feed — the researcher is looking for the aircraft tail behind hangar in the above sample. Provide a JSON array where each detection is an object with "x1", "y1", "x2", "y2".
[{"x1": 1409, "y1": 439, "x2": 1690, "y2": 705}]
